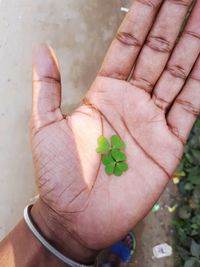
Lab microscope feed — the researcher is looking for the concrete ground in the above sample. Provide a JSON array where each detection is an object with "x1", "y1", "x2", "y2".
[{"x1": 0, "y1": 0, "x2": 175, "y2": 266}]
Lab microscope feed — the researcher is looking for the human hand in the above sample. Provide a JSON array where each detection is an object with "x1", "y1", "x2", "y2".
[{"x1": 31, "y1": 0, "x2": 200, "y2": 263}]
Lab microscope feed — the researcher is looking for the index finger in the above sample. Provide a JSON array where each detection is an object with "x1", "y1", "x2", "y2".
[{"x1": 99, "y1": 0, "x2": 163, "y2": 80}]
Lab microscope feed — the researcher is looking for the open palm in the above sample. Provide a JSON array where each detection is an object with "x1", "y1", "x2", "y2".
[{"x1": 31, "y1": 0, "x2": 200, "y2": 253}]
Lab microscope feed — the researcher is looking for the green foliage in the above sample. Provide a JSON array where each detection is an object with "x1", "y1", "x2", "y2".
[
  {"x1": 105, "y1": 162, "x2": 115, "y2": 175},
  {"x1": 97, "y1": 135, "x2": 128, "y2": 177},
  {"x1": 179, "y1": 206, "x2": 191, "y2": 220},
  {"x1": 96, "y1": 136, "x2": 110, "y2": 154},
  {"x1": 118, "y1": 162, "x2": 128, "y2": 172},
  {"x1": 174, "y1": 118, "x2": 200, "y2": 267},
  {"x1": 111, "y1": 149, "x2": 126, "y2": 162},
  {"x1": 184, "y1": 258, "x2": 200, "y2": 267},
  {"x1": 111, "y1": 135, "x2": 125, "y2": 149},
  {"x1": 191, "y1": 240, "x2": 200, "y2": 258}
]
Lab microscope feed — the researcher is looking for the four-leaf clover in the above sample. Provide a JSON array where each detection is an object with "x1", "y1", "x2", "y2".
[{"x1": 96, "y1": 135, "x2": 128, "y2": 176}]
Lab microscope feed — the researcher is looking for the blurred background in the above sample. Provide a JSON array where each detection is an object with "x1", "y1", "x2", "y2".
[{"x1": 0, "y1": 1, "x2": 199, "y2": 267}]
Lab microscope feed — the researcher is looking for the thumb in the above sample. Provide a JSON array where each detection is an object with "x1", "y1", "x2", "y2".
[{"x1": 32, "y1": 44, "x2": 63, "y2": 132}]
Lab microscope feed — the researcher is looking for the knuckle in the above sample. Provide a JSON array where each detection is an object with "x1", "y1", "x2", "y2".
[
  {"x1": 176, "y1": 99, "x2": 200, "y2": 117},
  {"x1": 167, "y1": 0, "x2": 191, "y2": 7},
  {"x1": 130, "y1": 76, "x2": 153, "y2": 92},
  {"x1": 98, "y1": 68, "x2": 126, "y2": 80},
  {"x1": 168, "y1": 123, "x2": 186, "y2": 145},
  {"x1": 136, "y1": 0, "x2": 158, "y2": 8},
  {"x1": 166, "y1": 64, "x2": 187, "y2": 79},
  {"x1": 146, "y1": 35, "x2": 172, "y2": 53},
  {"x1": 33, "y1": 75, "x2": 61, "y2": 85},
  {"x1": 153, "y1": 94, "x2": 170, "y2": 111},
  {"x1": 185, "y1": 30, "x2": 200, "y2": 41},
  {"x1": 116, "y1": 31, "x2": 141, "y2": 47},
  {"x1": 190, "y1": 75, "x2": 200, "y2": 83}
]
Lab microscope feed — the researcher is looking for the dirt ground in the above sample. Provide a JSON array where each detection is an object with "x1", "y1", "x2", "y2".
[{"x1": 131, "y1": 181, "x2": 177, "y2": 267}]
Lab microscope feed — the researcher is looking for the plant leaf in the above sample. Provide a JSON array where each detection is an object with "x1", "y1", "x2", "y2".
[
  {"x1": 178, "y1": 228, "x2": 191, "y2": 249},
  {"x1": 105, "y1": 162, "x2": 116, "y2": 175},
  {"x1": 111, "y1": 135, "x2": 125, "y2": 149},
  {"x1": 114, "y1": 165, "x2": 123, "y2": 177},
  {"x1": 184, "y1": 183, "x2": 194, "y2": 191},
  {"x1": 118, "y1": 162, "x2": 128, "y2": 172},
  {"x1": 179, "y1": 206, "x2": 191, "y2": 220},
  {"x1": 177, "y1": 246, "x2": 190, "y2": 261},
  {"x1": 96, "y1": 136, "x2": 110, "y2": 154},
  {"x1": 102, "y1": 154, "x2": 114, "y2": 166},
  {"x1": 188, "y1": 175, "x2": 200, "y2": 186},
  {"x1": 195, "y1": 118, "x2": 200, "y2": 128},
  {"x1": 191, "y1": 149, "x2": 200, "y2": 162},
  {"x1": 193, "y1": 190, "x2": 200, "y2": 204},
  {"x1": 184, "y1": 257, "x2": 200, "y2": 267},
  {"x1": 111, "y1": 149, "x2": 126, "y2": 162},
  {"x1": 191, "y1": 239, "x2": 200, "y2": 258}
]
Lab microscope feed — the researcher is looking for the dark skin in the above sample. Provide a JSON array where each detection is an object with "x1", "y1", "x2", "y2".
[{"x1": 0, "y1": 0, "x2": 200, "y2": 266}]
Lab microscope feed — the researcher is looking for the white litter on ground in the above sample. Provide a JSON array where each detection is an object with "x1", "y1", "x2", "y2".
[
  {"x1": 120, "y1": 7, "x2": 129, "y2": 13},
  {"x1": 153, "y1": 243, "x2": 173, "y2": 259}
]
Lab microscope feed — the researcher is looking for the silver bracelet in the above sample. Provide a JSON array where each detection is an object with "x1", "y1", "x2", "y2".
[{"x1": 24, "y1": 204, "x2": 95, "y2": 267}]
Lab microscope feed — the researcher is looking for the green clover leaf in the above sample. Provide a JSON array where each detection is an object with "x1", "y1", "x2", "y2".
[
  {"x1": 111, "y1": 149, "x2": 126, "y2": 162},
  {"x1": 114, "y1": 165, "x2": 123, "y2": 176},
  {"x1": 105, "y1": 162, "x2": 116, "y2": 175},
  {"x1": 102, "y1": 154, "x2": 114, "y2": 165},
  {"x1": 97, "y1": 135, "x2": 128, "y2": 177},
  {"x1": 117, "y1": 162, "x2": 128, "y2": 172},
  {"x1": 96, "y1": 136, "x2": 110, "y2": 154},
  {"x1": 111, "y1": 135, "x2": 125, "y2": 149}
]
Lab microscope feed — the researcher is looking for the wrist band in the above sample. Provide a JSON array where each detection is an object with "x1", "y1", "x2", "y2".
[{"x1": 24, "y1": 204, "x2": 95, "y2": 267}]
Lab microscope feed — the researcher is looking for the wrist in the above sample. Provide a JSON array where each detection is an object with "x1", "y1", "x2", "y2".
[
  {"x1": 31, "y1": 198, "x2": 98, "y2": 265},
  {"x1": 0, "y1": 219, "x2": 66, "y2": 267}
]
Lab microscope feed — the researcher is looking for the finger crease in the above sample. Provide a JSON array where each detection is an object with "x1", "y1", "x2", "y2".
[
  {"x1": 130, "y1": 76, "x2": 154, "y2": 93},
  {"x1": 153, "y1": 94, "x2": 170, "y2": 111},
  {"x1": 190, "y1": 75, "x2": 200, "y2": 83},
  {"x1": 176, "y1": 99, "x2": 200, "y2": 117},
  {"x1": 166, "y1": 65, "x2": 187, "y2": 79},
  {"x1": 168, "y1": 122, "x2": 186, "y2": 145},
  {"x1": 116, "y1": 32, "x2": 141, "y2": 47},
  {"x1": 136, "y1": 0, "x2": 157, "y2": 8},
  {"x1": 98, "y1": 71, "x2": 126, "y2": 80},
  {"x1": 33, "y1": 75, "x2": 61, "y2": 85},
  {"x1": 184, "y1": 30, "x2": 200, "y2": 40},
  {"x1": 146, "y1": 36, "x2": 172, "y2": 53},
  {"x1": 167, "y1": 0, "x2": 191, "y2": 7}
]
